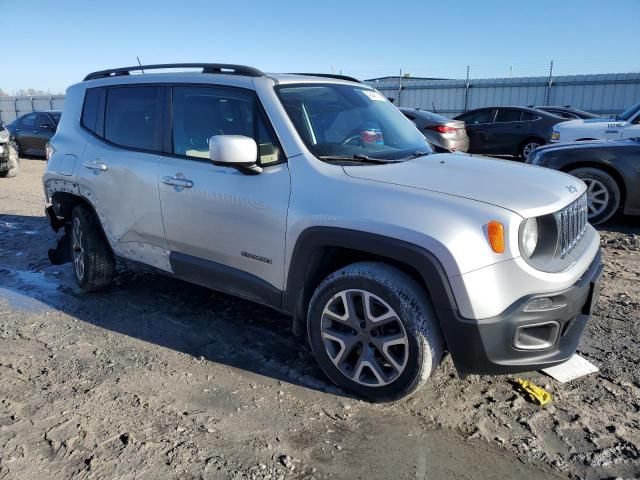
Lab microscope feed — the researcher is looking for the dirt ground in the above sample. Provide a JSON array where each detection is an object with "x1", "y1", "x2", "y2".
[{"x1": 0, "y1": 159, "x2": 639, "y2": 480}]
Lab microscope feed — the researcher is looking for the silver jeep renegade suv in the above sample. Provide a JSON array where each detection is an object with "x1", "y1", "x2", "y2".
[{"x1": 43, "y1": 64, "x2": 603, "y2": 401}]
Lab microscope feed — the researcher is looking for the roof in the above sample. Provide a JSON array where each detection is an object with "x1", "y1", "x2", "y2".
[{"x1": 81, "y1": 64, "x2": 366, "y2": 87}]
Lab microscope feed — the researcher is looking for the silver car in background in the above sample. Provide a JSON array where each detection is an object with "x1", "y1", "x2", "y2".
[{"x1": 400, "y1": 107, "x2": 469, "y2": 152}]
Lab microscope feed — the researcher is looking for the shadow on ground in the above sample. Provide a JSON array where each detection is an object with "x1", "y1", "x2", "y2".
[{"x1": 0, "y1": 212, "x2": 335, "y2": 396}]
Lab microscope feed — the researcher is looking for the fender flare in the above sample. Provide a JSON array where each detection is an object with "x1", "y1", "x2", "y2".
[{"x1": 282, "y1": 227, "x2": 459, "y2": 321}]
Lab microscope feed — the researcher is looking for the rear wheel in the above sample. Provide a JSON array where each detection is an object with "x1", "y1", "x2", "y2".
[
  {"x1": 307, "y1": 262, "x2": 444, "y2": 402},
  {"x1": 569, "y1": 167, "x2": 620, "y2": 225},
  {"x1": 70, "y1": 204, "x2": 115, "y2": 291},
  {"x1": 519, "y1": 138, "x2": 543, "y2": 160}
]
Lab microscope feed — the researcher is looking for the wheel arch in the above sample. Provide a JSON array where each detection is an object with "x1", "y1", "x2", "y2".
[
  {"x1": 560, "y1": 161, "x2": 627, "y2": 209},
  {"x1": 49, "y1": 191, "x2": 114, "y2": 254},
  {"x1": 283, "y1": 227, "x2": 457, "y2": 336}
]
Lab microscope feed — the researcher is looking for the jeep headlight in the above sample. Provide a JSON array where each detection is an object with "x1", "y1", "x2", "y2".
[{"x1": 521, "y1": 218, "x2": 538, "y2": 257}]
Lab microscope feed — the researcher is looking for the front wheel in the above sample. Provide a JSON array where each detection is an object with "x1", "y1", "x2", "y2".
[
  {"x1": 70, "y1": 204, "x2": 116, "y2": 291},
  {"x1": 307, "y1": 262, "x2": 444, "y2": 402},
  {"x1": 569, "y1": 167, "x2": 621, "y2": 225}
]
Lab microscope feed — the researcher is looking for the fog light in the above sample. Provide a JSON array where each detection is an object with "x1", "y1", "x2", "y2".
[
  {"x1": 514, "y1": 321, "x2": 560, "y2": 350},
  {"x1": 524, "y1": 297, "x2": 566, "y2": 312}
]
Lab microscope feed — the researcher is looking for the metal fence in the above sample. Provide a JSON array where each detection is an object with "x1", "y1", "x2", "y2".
[
  {"x1": 366, "y1": 72, "x2": 640, "y2": 118},
  {"x1": 2, "y1": 72, "x2": 638, "y2": 123},
  {"x1": 0, "y1": 96, "x2": 66, "y2": 123}
]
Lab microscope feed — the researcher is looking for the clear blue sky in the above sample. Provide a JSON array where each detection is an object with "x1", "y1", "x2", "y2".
[{"x1": 3, "y1": 0, "x2": 639, "y2": 94}]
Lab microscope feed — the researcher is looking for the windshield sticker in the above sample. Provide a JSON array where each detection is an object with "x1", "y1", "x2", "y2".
[{"x1": 361, "y1": 90, "x2": 386, "y2": 101}]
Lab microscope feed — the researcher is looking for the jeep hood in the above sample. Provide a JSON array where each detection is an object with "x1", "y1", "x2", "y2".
[{"x1": 343, "y1": 153, "x2": 585, "y2": 218}]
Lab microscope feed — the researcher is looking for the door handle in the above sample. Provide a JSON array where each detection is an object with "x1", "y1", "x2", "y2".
[
  {"x1": 162, "y1": 175, "x2": 193, "y2": 188},
  {"x1": 83, "y1": 160, "x2": 108, "y2": 171}
]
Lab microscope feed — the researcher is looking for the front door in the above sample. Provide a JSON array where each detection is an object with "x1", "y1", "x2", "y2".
[{"x1": 158, "y1": 85, "x2": 290, "y2": 302}]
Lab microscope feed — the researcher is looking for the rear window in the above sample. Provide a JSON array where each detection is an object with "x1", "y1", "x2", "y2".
[
  {"x1": 459, "y1": 109, "x2": 493, "y2": 124},
  {"x1": 104, "y1": 86, "x2": 162, "y2": 151},
  {"x1": 495, "y1": 109, "x2": 522, "y2": 123}
]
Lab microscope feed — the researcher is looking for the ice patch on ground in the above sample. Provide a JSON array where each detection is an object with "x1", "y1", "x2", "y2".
[
  {"x1": 0, "y1": 286, "x2": 53, "y2": 313},
  {"x1": 13, "y1": 270, "x2": 59, "y2": 292}
]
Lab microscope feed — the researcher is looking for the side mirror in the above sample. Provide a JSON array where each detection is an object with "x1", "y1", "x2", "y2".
[{"x1": 209, "y1": 135, "x2": 262, "y2": 174}]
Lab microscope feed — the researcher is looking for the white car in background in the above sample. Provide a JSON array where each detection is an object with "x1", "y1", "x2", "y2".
[{"x1": 550, "y1": 101, "x2": 640, "y2": 143}]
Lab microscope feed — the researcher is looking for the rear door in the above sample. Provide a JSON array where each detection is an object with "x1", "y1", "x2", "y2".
[
  {"x1": 158, "y1": 85, "x2": 291, "y2": 299},
  {"x1": 78, "y1": 85, "x2": 170, "y2": 270},
  {"x1": 487, "y1": 108, "x2": 528, "y2": 154},
  {"x1": 457, "y1": 108, "x2": 495, "y2": 153}
]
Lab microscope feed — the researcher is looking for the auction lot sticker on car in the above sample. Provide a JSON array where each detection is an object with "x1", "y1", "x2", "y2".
[{"x1": 361, "y1": 90, "x2": 386, "y2": 101}]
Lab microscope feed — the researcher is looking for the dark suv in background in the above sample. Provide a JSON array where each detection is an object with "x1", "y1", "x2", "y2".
[
  {"x1": 455, "y1": 106, "x2": 566, "y2": 160},
  {"x1": 5, "y1": 111, "x2": 61, "y2": 157}
]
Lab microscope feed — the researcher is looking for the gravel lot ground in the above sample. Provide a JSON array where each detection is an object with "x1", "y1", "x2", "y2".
[{"x1": 0, "y1": 159, "x2": 639, "y2": 480}]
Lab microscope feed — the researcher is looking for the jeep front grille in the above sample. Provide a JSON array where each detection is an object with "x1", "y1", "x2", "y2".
[{"x1": 555, "y1": 193, "x2": 588, "y2": 258}]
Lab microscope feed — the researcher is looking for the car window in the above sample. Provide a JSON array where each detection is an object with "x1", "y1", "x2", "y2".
[
  {"x1": 104, "y1": 86, "x2": 162, "y2": 151},
  {"x1": 37, "y1": 113, "x2": 54, "y2": 129},
  {"x1": 51, "y1": 112, "x2": 62, "y2": 125},
  {"x1": 20, "y1": 113, "x2": 37, "y2": 128},
  {"x1": 520, "y1": 111, "x2": 539, "y2": 121},
  {"x1": 495, "y1": 109, "x2": 522, "y2": 123},
  {"x1": 172, "y1": 86, "x2": 282, "y2": 165},
  {"x1": 459, "y1": 109, "x2": 493, "y2": 124},
  {"x1": 82, "y1": 88, "x2": 102, "y2": 135}
]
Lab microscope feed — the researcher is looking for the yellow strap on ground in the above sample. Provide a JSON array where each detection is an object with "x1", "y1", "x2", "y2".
[{"x1": 515, "y1": 378, "x2": 553, "y2": 406}]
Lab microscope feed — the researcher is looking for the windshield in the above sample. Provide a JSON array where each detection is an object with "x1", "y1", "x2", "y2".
[
  {"x1": 617, "y1": 102, "x2": 640, "y2": 121},
  {"x1": 277, "y1": 84, "x2": 432, "y2": 160}
]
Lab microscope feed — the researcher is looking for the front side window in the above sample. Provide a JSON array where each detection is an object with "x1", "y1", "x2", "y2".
[
  {"x1": 277, "y1": 84, "x2": 431, "y2": 160},
  {"x1": 172, "y1": 86, "x2": 282, "y2": 165},
  {"x1": 104, "y1": 86, "x2": 162, "y2": 151},
  {"x1": 617, "y1": 102, "x2": 640, "y2": 121}
]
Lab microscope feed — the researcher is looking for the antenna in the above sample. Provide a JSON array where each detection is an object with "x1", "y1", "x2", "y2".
[{"x1": 136, "y1": 57, "x2": 145, "y2": 74}]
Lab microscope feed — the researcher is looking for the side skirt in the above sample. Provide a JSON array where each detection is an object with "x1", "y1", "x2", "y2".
[{"x1": 169, "y1": 251, "x2": 284, "y2": 311}]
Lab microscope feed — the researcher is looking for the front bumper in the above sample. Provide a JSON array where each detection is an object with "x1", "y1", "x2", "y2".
[
  {"x1": 0, "y1": 144, "x2": 9, "y2": 170},
  {"x1": 440, "y1": 251, "x2": 603, "y2": 374}
]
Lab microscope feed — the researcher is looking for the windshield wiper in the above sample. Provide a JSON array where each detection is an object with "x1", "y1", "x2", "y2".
[
  {"x1": 318, "y1": 154, "x2": 401, "y2": 164},
  {"x1": 405, "y1": 150, "x2": 432, "y2": 160}
]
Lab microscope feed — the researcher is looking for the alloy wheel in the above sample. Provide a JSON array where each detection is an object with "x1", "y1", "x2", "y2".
[
  {"x1": 584, "y1": 178, "x2": 610, "y2": 218},
  {"x1": 320, "y1": 289, "x2": 409, "y2": 387},
  {"x1": 522, "y1": 142, "x2": 541, "y2": 160},
  {"x1": 72, "y1": 217, "x2": 85, "y2": 280}
]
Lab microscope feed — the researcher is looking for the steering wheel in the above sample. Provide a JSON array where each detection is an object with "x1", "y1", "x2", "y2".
[{"x1": 341, "y1": 133, "x2": 363, "y2": 146}]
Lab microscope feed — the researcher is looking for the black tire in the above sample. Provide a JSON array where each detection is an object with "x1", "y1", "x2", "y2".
[
  {"x1": 307, "y1": 262, "x2": 443, "y2": 402},
  {"x1": 0, "y1": 142, "x2": 19, "y2": 178},
  {"x1": 70, "y1": 204, "x2": 115, "y2": 292},
  {"x1": 519, "y1": 138, "x2": 544, "y2": 160},
  {"x1": 569, "y1": 167, "x2": 621, "y2": 225}
]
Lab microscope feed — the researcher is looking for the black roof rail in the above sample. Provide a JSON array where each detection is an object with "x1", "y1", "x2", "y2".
[
  {"x1": 289, "y1": 73, "x2": 362, "y2": 83},
  {"x1": 84, "y1": 63, "x2": 265, "y2": 81}
]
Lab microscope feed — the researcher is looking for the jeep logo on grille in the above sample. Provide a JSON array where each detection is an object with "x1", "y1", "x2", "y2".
[{"x1": 566, "y1": 185, "x2": 578, "y2": 193}]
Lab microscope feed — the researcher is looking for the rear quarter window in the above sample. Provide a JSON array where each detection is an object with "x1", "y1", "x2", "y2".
[{"x1": 81, "y1": 88, "x2": 104, "y2": 135}]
